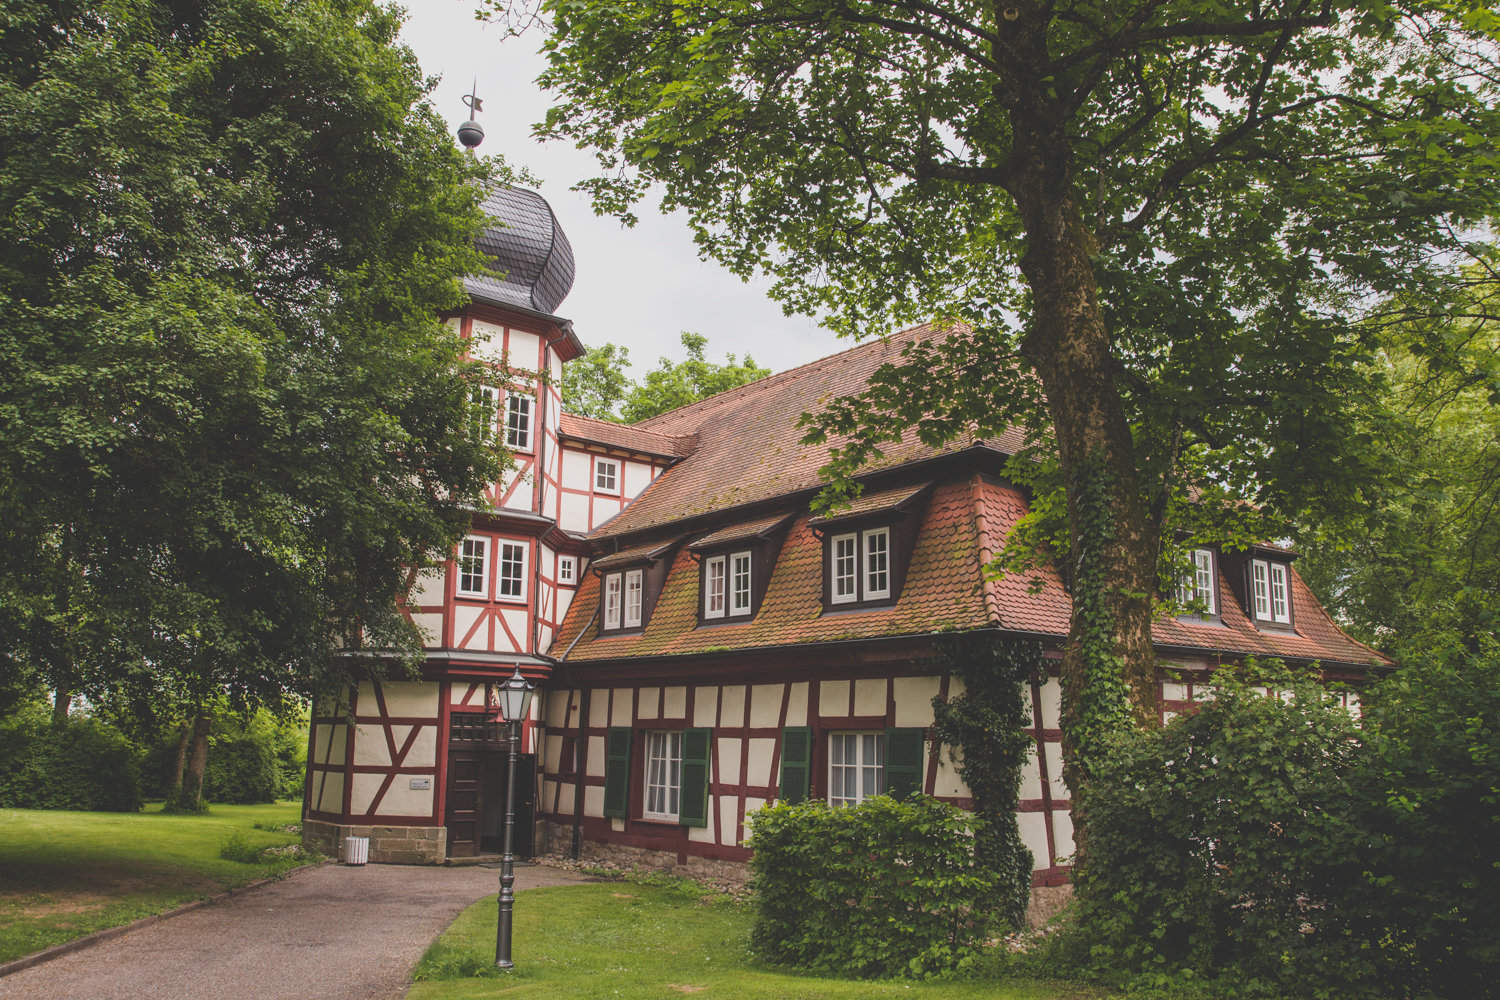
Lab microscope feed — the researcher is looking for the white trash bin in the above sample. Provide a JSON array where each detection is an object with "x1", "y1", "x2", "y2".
[{"x1": 344, "y1": 835, "x2": 369, "y2": 865}]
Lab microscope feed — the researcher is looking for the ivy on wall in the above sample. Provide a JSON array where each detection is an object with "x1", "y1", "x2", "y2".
[{"x1": 930, "y1": 631, "x2": 1040, "y2": 930}]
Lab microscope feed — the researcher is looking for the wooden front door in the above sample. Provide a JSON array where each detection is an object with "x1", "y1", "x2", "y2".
[
  {"x1": 445, "y1": 712, "x2": 536, "y2": 859},
  {"x1": 444, "y1": 748, "x2": 485, "y2": 857}
]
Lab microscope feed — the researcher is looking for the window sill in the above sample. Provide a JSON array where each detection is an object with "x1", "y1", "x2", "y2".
[{"x1": 634, "y1": 816, "x2": 683, "y2": 828}]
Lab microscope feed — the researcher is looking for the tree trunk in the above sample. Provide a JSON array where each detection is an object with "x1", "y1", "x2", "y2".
[
  {"x1": 1007, "y1": 126, "x2": 1161, "y2": 822},
  {"x1": 51, "y1": 686, "x2": 71, "y2": 724},
  {"x1": 168, "y1": 720, "x2": 192, "y2": 802},
  {"x1": 179, "y1": 713, "x2": 212, "y2": 812}
]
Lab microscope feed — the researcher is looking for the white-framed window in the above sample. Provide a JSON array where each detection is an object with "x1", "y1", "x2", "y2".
[
  {"x1": 603, "y1": 572, "x2": 622, "y2": 630},
  {"x1": 1251, "y1": 559, "x2": 1292, "y2": 624},
  {"x1": 1176, "y1": 548, "x2": 1217, "y2": 616},
  {"x1": 644, "y1": 730, "x2": 683, "y2": 821},
  {"x1": 730, "y1": 551, "x2": 752, "y2": 614},
  {"x1": 497, "y1": 541, "x2": 527, "y2": 601},
  {"x1": 457, "y1": 536, "x2": 488, "y2": 598},
  {"x1": 470, "y1": 385, "x2": 498, "y2": 443},
  {"x1": 624, "y1": 568, "x2": 644, "y2": 628},
  {"x1": 1269, "y1": 562, "x2": 1291, "y2": 624},
  {"x1": 595, "y1": 457, "x2": 620, "y2": 494},
  {"x1": 829, "y1": 732, "x2": 884, "y2": 807},
  {"x1": 863, "y1": 528, "x2": 890, "y2": 600},
  {"x1": 704, "y1": 555, "x2": 726, "y2": 619},
  {"x1": 831, "y1": 533, "x2": 858, "y2": 605},
  {"x1": 558, "y1": 555, "x2": 577, "y2": 585},
  {"x1": 504, "y1": 393, "x2": 533, "y2": 452}
]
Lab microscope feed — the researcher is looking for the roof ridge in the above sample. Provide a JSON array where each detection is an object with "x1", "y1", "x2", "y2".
[
  {"x1": 633, "y1": 321, "x2": 954, "y2": 431},
  {"x1": 560, "y1": 411, "x2": 694, "y2": 442}
]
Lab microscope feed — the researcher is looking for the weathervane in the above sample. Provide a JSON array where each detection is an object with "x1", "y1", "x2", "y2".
[{"x1": 458, "y1": 80, "x2": 485, "y2": 150}]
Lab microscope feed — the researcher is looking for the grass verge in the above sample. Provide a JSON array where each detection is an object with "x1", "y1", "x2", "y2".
[
  {"x1": 0, "y1": 801, "x2": 315, "y2": 964},
  {"x1": 409, "y1": 876, "x2": 1102, "y2": 999}
]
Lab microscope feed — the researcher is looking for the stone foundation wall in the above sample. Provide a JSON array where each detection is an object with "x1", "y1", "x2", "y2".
[
  {"x1": 302, "y1": 818, "x2": 447, "y2": 865},
  {"x1": 1025, "y1": 883, "x2": 1073, "y2": 929}
]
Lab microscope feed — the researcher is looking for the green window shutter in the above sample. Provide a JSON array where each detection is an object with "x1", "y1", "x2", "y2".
[
  {"x1": 884, "y1": 727, "x2": 925, "y2": 799},
  {"x1": 679, "y1": 727, "x2": 713, "y2": 828},
  {"x1": 779, "y1": 726, "x2": 812, "y2": 804},
  {"x1": 603, "y1": 726, "x2": 632, "y2": 818}
]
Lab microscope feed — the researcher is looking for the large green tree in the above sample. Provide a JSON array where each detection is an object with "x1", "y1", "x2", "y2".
[
  {"x1": 562, "y1": 331, "x2": 770, "y2": 421},
  {"x1": 0, "y1": 0, "x2": 507, "y2": 732},
  {"x1": 1299, "y1": 264, "x2": 1500, "y2": 654},
  {"x1": 511, "y1": 0, "x2": 1500, "y2": 791}
]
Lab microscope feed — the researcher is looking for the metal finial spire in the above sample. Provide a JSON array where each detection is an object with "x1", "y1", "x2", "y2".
[{"x1": 458, "y1": 79, "x2": 485, "y2": 150}]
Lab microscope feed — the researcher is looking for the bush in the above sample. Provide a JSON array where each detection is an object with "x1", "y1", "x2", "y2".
[
  {"x1": 0, "y1": 712, "x2": 142, "y2": 812},
  {"x1": 1064, "y1": 663, "x2": 1371, "y2": 997},
  {"x1": 1346, "y1": 639, "x2": 1500, "y2": 998},
  {"x1": 748, "y1": 794, "x2": 1003, "y2": 979},
  {"x1": 205, "y1": 734, "x2": 279, "y2": 804},
  {"x1": 219, "y1": 830, "x2": 263, "y2": 863}
]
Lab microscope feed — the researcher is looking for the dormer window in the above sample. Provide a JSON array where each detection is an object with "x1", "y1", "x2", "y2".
[
  {"x1": 830, "y1": 533, "x2": 858, "y2": 605},
  {"x1": 809, "y1": 483, "x2": 931, "y2": 612},
  {"x1": 688, "y1": 514, "x2": 791, "y2": 625},
  {"x1": 1251, "y1": 558, "x2": 1292, "y2": 625},
  {"x1": 504, "y1": 393, "x2": 533, "y2": 452},
  {"x1": 824, "y1": 525, "x2": 901, "y2": 608},
  {"x1": 603, "y1": 573, "x2": 622, "y2": 629},
  {"x1": 558, "y1": 556, "x2": 577, "y2": 585},
  {"x1": 594, "y1": 538, "x2": 678, "y2": 635},
  {"x1": 624, "y1": 569, "x2": 644, "y2": 628},
  {"x1": 594, "y1": 456, "x2": 620, "y2": 494},
  {"x1": 702, "y1": 550, "x2": 753, "y2": 621},
  {"x1": 1176, "y1": 548, "x2": 1217, "y2": 617}
]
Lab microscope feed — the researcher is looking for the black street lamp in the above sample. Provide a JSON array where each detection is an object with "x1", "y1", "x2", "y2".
[{"x1": 494, "y1": 666, "x2": 535, "y2": 970}]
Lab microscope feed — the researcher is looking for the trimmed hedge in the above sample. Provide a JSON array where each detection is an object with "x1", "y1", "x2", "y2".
[
  {"x1": 0, "y1": 714, "x2": 142, "y2": 812},
  {"x1": 748, "y1": 794, "x2": 1002, "y2": 979}
]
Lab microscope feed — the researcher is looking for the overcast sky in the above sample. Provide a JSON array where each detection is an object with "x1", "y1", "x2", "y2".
[{"x1": 398, "y1": 2, "x2": 843, "y2": 377}]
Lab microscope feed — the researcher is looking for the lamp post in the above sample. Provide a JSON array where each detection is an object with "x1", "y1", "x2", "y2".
[{"x1": 494, "y1": 666, "x2": 534, "y2": 970}]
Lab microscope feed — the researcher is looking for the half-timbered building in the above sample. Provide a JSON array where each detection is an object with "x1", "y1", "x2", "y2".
[{"x1": 302, "y1": 188, "x2": 1386, "y2": 897}]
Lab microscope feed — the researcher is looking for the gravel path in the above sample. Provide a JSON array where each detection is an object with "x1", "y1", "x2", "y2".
[{"x1": 0, "y1": 861, "x2": 593, "y2": 1000}]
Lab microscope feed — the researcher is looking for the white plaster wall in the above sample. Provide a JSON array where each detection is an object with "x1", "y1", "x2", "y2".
[
  {"x1": 853, "y1": 678, "x2": 885, "y2": 717},
  {"x1": 411, "y1": 612, "x2": 443, "y2": 646},
  {"x1": 746, "y1": 738, "x2": 776, "y2": 786},
  {"x1": 1017, "y1": 811, "x2": 1049, "y2": 869},
  {"x1": 637, "y1": 687, "x2": 660, "y2": 720},
  {"x1": 622, "y1": 460, "x2": 653, "y2": 498},
  {"x1": 892, "y1": 676, "x2": 940, "y2": 727},
  {"x1": 692, "y1": 687, "x2": 719, "y2": 727},
  {"x1": 380, "y1": 681, "x2": 437, "y2": 717},
  {"x1": 498, "y1": 608, "x2": 528, "y2": 652},
  {"x1": 749, "y1": 684, "x2": 781, "y2": 728},
  {"x1": 784, "y1": 682, "x2": 809, "y2": 726},
  {"x1": 586, "y1": 736, "x2": 605, "y2": 777},
  {"x1": 584, "y1": 785, "x2": 604, "y2": 818},
  {"x1": 409, "y1": 567, "x2": 446, "y2": 605},
  {"x1": 349, "y1": 773, "x2": 384, "y2": 815},
  {"x1": 716, "y1": 737, "x2": 742, "y2": 782},
  {"x1": 353, "y1": 725, "x2": 391, "y2": 767},
  {"x1": 663, "y1": 686, "x2": 687, "y2": 719},
  {"x1": 560, "y1": 448, "x2": 591, "y2": 490},
  {"x1": 1038, "y1": 678, "x2": 1062, "y2": 729},
  {"x1": 312, "y1": 724, "x2": 347, "y2": 765},
  {"x1": 1052, "y1": 810, "x2": 1075, "y2": 865},
  {"x1": 312, "y1": 771, "x2": 344, "y2": 813},
  {"x1": 559, "y1": 492, "x2": 589, "y2": 532},
  {"x1": 819, "y1": 680, "x2": 849, "y2": 715},
  {"x1": 376, "y1": 782, "x2": 434, "y2": 817},
  {"x1": 1020, "y1": 746, "x2": 1044, "y2": 800},
  {"x1": 610, "y1": 688, "x2": 633, "y2": 726}
]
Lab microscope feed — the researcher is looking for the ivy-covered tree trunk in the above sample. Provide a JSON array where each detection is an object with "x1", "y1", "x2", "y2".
[
  {"x1": 1009, "y1": 130, "x2": 1160, "y2": 809},
  {"x1": 176, "y1": 713, "x2": 212, "y2": 812}
]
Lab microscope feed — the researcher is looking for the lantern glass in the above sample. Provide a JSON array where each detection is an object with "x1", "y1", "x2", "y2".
[{"x1": 497, "y1": 667, "x2": 534, "y2": 724}]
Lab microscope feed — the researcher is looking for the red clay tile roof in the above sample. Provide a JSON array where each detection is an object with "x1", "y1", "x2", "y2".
[
  {"x1": 1153, "y1": 568, "x2": 1389, "y2": 668},
  {"x1": 588, "y1": 323, "x2": 1028, "y2": 539},
  {"x1": 556, "y1": 479, "x2": 995, "y2": 660},
  {"x1": 807, "y1": 483, "x2": 931, "y2": 527},
  {"x1": 554, "y1": 473, "x2": 1387, "y2": 670},
  {"x1": 687, "y1": 513, "x2": 795, "y2": 551},
  {"x1": 558, "y1": 413, "x2": 696, "y2": 460}
]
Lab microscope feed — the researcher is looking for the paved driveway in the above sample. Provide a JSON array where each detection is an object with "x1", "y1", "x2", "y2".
[{"x1": 0, "y1": 862, "x2": 591, "y2": 1000}]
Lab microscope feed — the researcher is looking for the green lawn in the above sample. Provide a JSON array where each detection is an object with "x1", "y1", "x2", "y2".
[
  {"x1": 409, "y1": 880, "x2": 1103, "y2": 1000},
  {"x1": 0, "y1": 801, "x2": 313, "y2": 964}
]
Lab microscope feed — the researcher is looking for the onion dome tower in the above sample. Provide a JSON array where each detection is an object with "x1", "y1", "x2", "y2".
[{"x1": 466, "y1": 187, "x2": 576, "y2": 317}]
